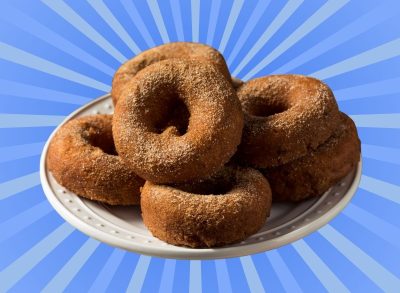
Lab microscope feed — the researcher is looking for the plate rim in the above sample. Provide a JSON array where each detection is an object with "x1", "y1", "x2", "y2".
[{"x1": 40, "y1": 94, "x2": 362, "y2": 260}]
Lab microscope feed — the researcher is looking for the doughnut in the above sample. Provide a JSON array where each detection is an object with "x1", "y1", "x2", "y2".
[
  {"x1": 141, "y1": 166, "x2": 272, "y2": 248},
  {"x1": 112, "y1": 42, "x2": 231, "y2": 105},
  {"x1": 231, "y1": 77, "x2": 244, "y2": 89},
  {"x1": 261, "y1": 113, "x2": 360, "y2": 202},
  {"x1": 47, "y1": 114, "x2": 144, "y2": 205},
  {"x1": 237, "y1": 74, "x2": 341, "y2": 168},
  {"x1": 113, "y1": 59, "x2": 244, "y2": 184}
]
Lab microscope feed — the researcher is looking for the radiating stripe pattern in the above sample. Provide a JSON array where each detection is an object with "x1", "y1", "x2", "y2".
[{"x1": 1, "y1": 1, "x2": 399, "y2": 292}]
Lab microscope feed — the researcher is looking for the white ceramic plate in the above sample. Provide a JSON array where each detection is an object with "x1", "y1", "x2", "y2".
[{"x1": 40, "y1": 94, "x2": 362, "y2": 259}]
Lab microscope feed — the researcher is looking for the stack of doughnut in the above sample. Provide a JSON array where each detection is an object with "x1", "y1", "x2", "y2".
[{"x1": 47, "y1": 42, "x2": 360, "y2": 248}]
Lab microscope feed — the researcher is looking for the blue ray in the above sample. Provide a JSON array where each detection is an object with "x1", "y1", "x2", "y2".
[
  {"x1": 292, "y1": 240, "x2": 350, "y2": 292},
  {"x1": 362, "y1": 144, "x2": 400, "y2": 165},
  {"x1": 266, "y1": 250, "x2": 302, "y2": 293},
  {"x1": 218, "y1": 0, "x2": 245, "y2": 53},
  {"x1": 206, "y1": 0, "x2": 223, "y2": 45},
  {"x1": 0, "y1": 42, "x2": 110, "y2": 92},
  {"x1": 147, "y1": 0, "x2": 170, "y2": 43},
  {"x1": 359, "y1": 175, "x2": 400, "y2": 205},
  {"x1": 335, "y1": 77, "x2": 400, "y2": 101},
  {"x1": 87, "y1": 0, "x2": 140, "y2": 54},
  {"x1": 319, "y1": 225, "x2": 400, "y2": 291},
  {"x1": 2, "y1": 5, "x2": 115, "y2": 77},
  {"x1": 273, "y1": 3, "x2": 393, "y2": 74},
  {"x1": 226, "y1": 1, "x2": 271, "y2": 64},
  {"x1": 88, "y1": 249, "x2": 125, "y2": 293},
  {"x1": 242, "y1": 0, "x2": 350, "y2": 79},
  {"x1": 191, "y1": 0, "x2": 200, "y2": 42},
  {"x1": 189, "y1": 260, "x2": 202, "y2": 293},
  {"x1": 343, "y1": 203, "x2": 400, "y2": 248},
  {"x1": 41, "y1": 0, "x2": 127, "y2": 62},
  {"x1": 126, "y1": 255, "x2": 151, "y2": 293},
  {"x1": 120, "y1": 0, "x2": 155, "y2": 48},
  {"x1": 159, "y1": 259, "x2": 176, "y2": 293},
  {"x1": 312, "y1": 38, "x2": 400, "y2": 80},
  {"x1": 232, "y1": 0, "x2": 303, "y2": 76},
  {"x1": 0, "y1": 172, "x2": 39, "y2": 200},
  {"x1": 105, "y1": 253, "x2": 139, "y2": 291},
  {"x1": 0, "y1": 201, "x2": 52, "y2": 242},
  {"x1": 0, "y1": 223, "x2": 74, "y2": 292},
  {"x1": 169, "y1": 0, "x2": 184, "y2": 41},
  {"x1": 0, "y1": 80, "x2": 91, "y2": 105},
  {"x1": 350, "y1": 114, "x2": 400, "y2": 128},
  {"x1": 0, "y1": 114, "x2": 64, "y2": 128},
  {"x1": 41, "y1": 238, "x2": 100, "y2": 293},
  {"x1": 172, "y1": 260, "x2": 190, "y2": 292},
  {"x1": 0, "y1": 142, "x2": 43, "y2": 163},
  {"x1": 214, "y1": 260, "x2": 232, "y2": 293},
  {"x1": 239, "y1": 256, "x2": 265, "y2": 293}
]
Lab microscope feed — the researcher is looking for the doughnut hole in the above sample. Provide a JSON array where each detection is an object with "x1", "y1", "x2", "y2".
[
  {"x1": 243, "y1": 95, "x2": 289, "y2": 118},
  {"x1": 154, "y1": 97, "x2": 190, "y2": 135},
  {"x1": 84, "y1": 125, "x2": 117, "y2": 155}
]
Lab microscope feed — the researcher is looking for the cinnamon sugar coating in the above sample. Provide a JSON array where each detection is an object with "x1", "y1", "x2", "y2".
[
  {"x1": 112, "y1": 42, "x2": 231, "y2": 105},
  {"x1": 261, "y1": 113, "x2": 360, "y2": 202},
  {"x1": 47, "y1": 115, "x2": 144, "y2": 205},
  {"x1": 113, "y1": 60, "x2": 244, "y2": 184},
  {"x1": 237, "y1": 74, "x2": 341, "y2": 167},
  {"x1": 141, "y1": 166, "x2": 272, "y2": 248}
]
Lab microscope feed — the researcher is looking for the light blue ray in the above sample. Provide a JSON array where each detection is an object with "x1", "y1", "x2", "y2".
[
  {"x1": 343, "y1": 203, "x2": 400, "y2": 248},
  {"x1": 159, "y1": 259, "x2": 176, "y2": 293},
  {"x1": 0, "y1": 80, "x2": 90, "y2": 105},
  {"x1": 350, "y1": 113, "x2": 400, "y2": 128},
  {"x1": 319, "y1": 225, "x2": 400, "y2": 291},
  {"x1": 0, "y1": 201, "x2": 52, "y2": 242},
  {"x1": 273, "y1": 4, "x2": 395, "y2": 74},
  {"x1": 232, "y1": 0, "x2": 303, "y2": 76},
  {"x1": 3, "y1": 5, "x2": 114, "y2": 76},
  {"x1": 87, "y1": 0, "x2": 140, "y2": 54},
  {"x1": 41, "y1": 0, "x2": 127, "y2": 62},
  {"x1": 312, "y1": 38, "x2": 400, "y2": 80},
  {"x1": 170, "y1": 0, "x2": 184, "y2": 41},
  {"x1": 0, "y1": 223, "x2": 74, "y2": 292},
  {"x1": 362, "y1": 144, "x2": 400, "y2": 165},
  {"x1": 147, "y1": 0, "x2": 170, "y2": 43},
  {"x1": 189, "y1": 260, "x2": 202, "y2": 293},
  {"x1": 0, "y1": 42, "x2": 110, "y2": 92},
  {"x1": 226, "y1": 0, "x2": 271, "y2": 64},
  {"x1": 191, "y1": 0, "x2": 200, "y2": 42},
  {"x1": 0, "y1": 172, "x2": 40, "y2": 200},
  {"x1": 239, "y1": 256, "x2": 265, "y2": 293},
  {"x1": 218, "y1": 0, "x2": 245, "y2": 53},
  {"x1": 243, "y1": 0, "x2": 351, "y2": 80},
  {"x1": 206, "y1": 0, "x2": 222, "y2": 44},
  {"x1": 88, "y1": 249, "x2": 126, "y2": 293},
  {"x1": 126, "y1": 255, "x2": 151, "y2": 293},
  {"x1": 266, "y1": 250, "x2": 302, "y2": 293},
  {"x1": 214, "y1": 260, "x2": 232, "y2": 293},
  {"x1": 42, "y1": 238, "x2": 100, "y2": 293},
  {"x1": 120, "y1": 0, "x2": 155, "y2": 47},
  {"x1": 292, "y1": 240, "x2": 350, "y2": 292},
  {"x1": 0, "y1": 114, "x2": 65, "y2": 128},
  {"x1": 0, "y1": 142, "x2": 43, "y2": 163},
  {"x1": 360, "y1": 175, "x2": 400, "y2": 205},
  {"x1": 335, "y1": 77, "x2": 400, "y2": 101}
]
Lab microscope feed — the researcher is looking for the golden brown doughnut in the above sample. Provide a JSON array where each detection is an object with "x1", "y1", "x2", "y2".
[
  {"x1": 261, "y1": 113, "x2": 360, "y2": 202},
  {"x1": 47, "y1": 114, "x2": 144, "y2": 205},
  {"x1": 112, "y1": 42, "x2": 231, "y2": 104},
  {"x1": 141, "y1": 166, "x2": 272, "y2": 248},
  {"x1": 113, "y1": 59, "x2": 244, "y2": 184},
  {"x1": 237, "y1": 74, "x2": 341, "y2": 167}
]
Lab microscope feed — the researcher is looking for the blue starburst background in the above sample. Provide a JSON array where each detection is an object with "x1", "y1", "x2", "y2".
[{"x1": 1, "y1": 0, "x2": 400, "y2": 292}]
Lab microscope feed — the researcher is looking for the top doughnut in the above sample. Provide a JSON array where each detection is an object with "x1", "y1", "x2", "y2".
[
  {"x1": 112, "y1": 42, "x2": 231, "y2": 105},
  {"x1": 112, "y1": 59, "x2": 244, "y2": 184},
  {"x1": 237, "y1": 74, "x2": 341, "y2": 167}
]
